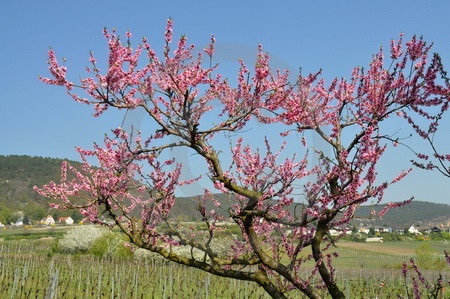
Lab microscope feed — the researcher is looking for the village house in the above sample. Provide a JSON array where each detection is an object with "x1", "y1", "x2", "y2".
[
  {"x1": 328, "y1": 229, "x2": 340, "y2": 236},
  {"x1": 430, "y1": 227, "x2": 442, "y2": 233},
  {"x1": 407, "y1": 225, "x2": 422, "y2": 235},
  {"x1": 358, "y1": 228, "x2": 370, "y2": 234},
  {"x1": 376, "y1": 227, "x2": 393, "y2": 233},
  {"x1": 328, "y1": 229, "x2": 351, "y2": 236},
  {"x1": 40, "y1": 215, "x2": 55, "y2": 225},
  {"x1": 366, "y1": 237, "x2": 383, "y2": 242}
]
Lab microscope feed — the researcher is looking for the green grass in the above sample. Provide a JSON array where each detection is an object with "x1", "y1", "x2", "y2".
[
  {"x1": 0, "y1": 228, "x2": 448, "y2": 298},
  {"x1": 0, "y1": 226, "x2": 70, "y2": 241},
  {"x1": 0, "y1": 246, "x2": 446, "y2": 298},
  {"x1": 362, "y1": 240, "x2": 449, "y2": 252},
  {"x1": 331, "y1": 241, "x2": 449, "y2": 270}
]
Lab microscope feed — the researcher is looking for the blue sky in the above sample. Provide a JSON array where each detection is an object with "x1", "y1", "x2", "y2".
[{"x1": 0, "y1": 0, "x2": 449, "y2": 204}]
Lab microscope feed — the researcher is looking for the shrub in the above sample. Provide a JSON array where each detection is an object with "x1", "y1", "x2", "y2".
[
  {"x1": 350, "y1": 232, "x2": 366, "y2": 243},
  {"x1": 429, "y1": 232, "x2": 450, "y2": 241},
  {"x1": 415, "y1": 242, "x2": 447, "y2": 270},
  {"x1": 89, "y1": 231, "x2": 133, "y2": 258},
  {"x1": 381, "y1": 232, "x2": 402, "y2": 241}
]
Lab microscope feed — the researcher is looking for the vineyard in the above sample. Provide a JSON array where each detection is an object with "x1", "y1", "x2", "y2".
[{"x1": 0, "y1": 237, "x2": 448, "y2": 298}]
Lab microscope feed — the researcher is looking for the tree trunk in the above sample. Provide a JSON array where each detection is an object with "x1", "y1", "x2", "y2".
[{"x1": 312, "y1": 222, "x2": 345, "y2": 299}]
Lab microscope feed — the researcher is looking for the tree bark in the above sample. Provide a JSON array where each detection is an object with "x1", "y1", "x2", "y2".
[{"x1": 311, "y1": 220, "x2": 345, "y2": 299}]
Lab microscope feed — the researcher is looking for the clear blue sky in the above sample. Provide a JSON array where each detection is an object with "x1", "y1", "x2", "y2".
[{"x1": 0, "y1": 0, "x2": 449, "y2": 204}]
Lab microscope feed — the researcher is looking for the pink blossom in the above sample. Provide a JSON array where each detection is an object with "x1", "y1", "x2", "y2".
[{"x1": 37, "y1": 24, "x2": 450, "y2": 298}]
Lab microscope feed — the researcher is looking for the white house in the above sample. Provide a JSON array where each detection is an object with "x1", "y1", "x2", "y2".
[
  {"x1": 329, "y1": 229, "x2": 340, "y2": 236},
  {"x1": 359, "y1": 228, "x2": 370, "y2": 234},
  {"x1": 58, "y1": 217, "x2": 74, "y2": 225},
  {"x1": 408, "y1": 225, "x2": 422, "y2": 235},
  {"x1": 378, "y1": 227, "x2": 393, "y2": 233},
  {"x1": 366, "y1": 237, "x2": 383, "y2": 242},
  {"x1": 41, "y1": 215, "x2": 55, "y2": 225}
]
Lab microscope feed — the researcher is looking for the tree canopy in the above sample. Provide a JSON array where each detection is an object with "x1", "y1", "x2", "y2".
[{"x1": 36, "y1": 21, "x2": 449, "y2": 298}]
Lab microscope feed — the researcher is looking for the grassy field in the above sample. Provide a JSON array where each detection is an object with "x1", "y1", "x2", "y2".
[
  {"x1": 0, "y1": 226, "x2": 69, "y2": 241},
  {"x1": 340, "y1": 240, "x2": 449, "y2": 253},
  {"x1": 0, "y1": 227, "x2": 448, "y2": 298}
]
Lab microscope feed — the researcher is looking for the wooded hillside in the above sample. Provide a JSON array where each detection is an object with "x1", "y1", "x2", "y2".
[{"x1": 0, "y1": 155, "x2": 448, "y2": 228}]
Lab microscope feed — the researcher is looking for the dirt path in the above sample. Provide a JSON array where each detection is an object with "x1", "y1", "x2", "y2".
[{"x1": 338, "y1": 242, "x2": 416, "y2": 255}]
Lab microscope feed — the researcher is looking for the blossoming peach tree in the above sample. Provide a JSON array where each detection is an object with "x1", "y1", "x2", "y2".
[{"x1": 36, "y1": 20, "x2": 449, "y2": 298}]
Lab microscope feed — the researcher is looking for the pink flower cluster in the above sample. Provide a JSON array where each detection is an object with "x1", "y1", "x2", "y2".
[
  {"x1": 37, "y1": 22, "x2": 450, "y2": 297},
  {"x1": 34, "y1": 128, "x2": 185, "y2": 233}
]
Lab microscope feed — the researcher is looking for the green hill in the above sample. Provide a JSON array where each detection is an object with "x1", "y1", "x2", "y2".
[
  {"x1": 0, "y1": 155, "x2": 83, "y2": 224},
  {"x1": 0, "y1": 155, "x2": 448, "y2": 229},
  {"x1": 353, "y1": 201, "x2": 450, "y2": 229}
]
